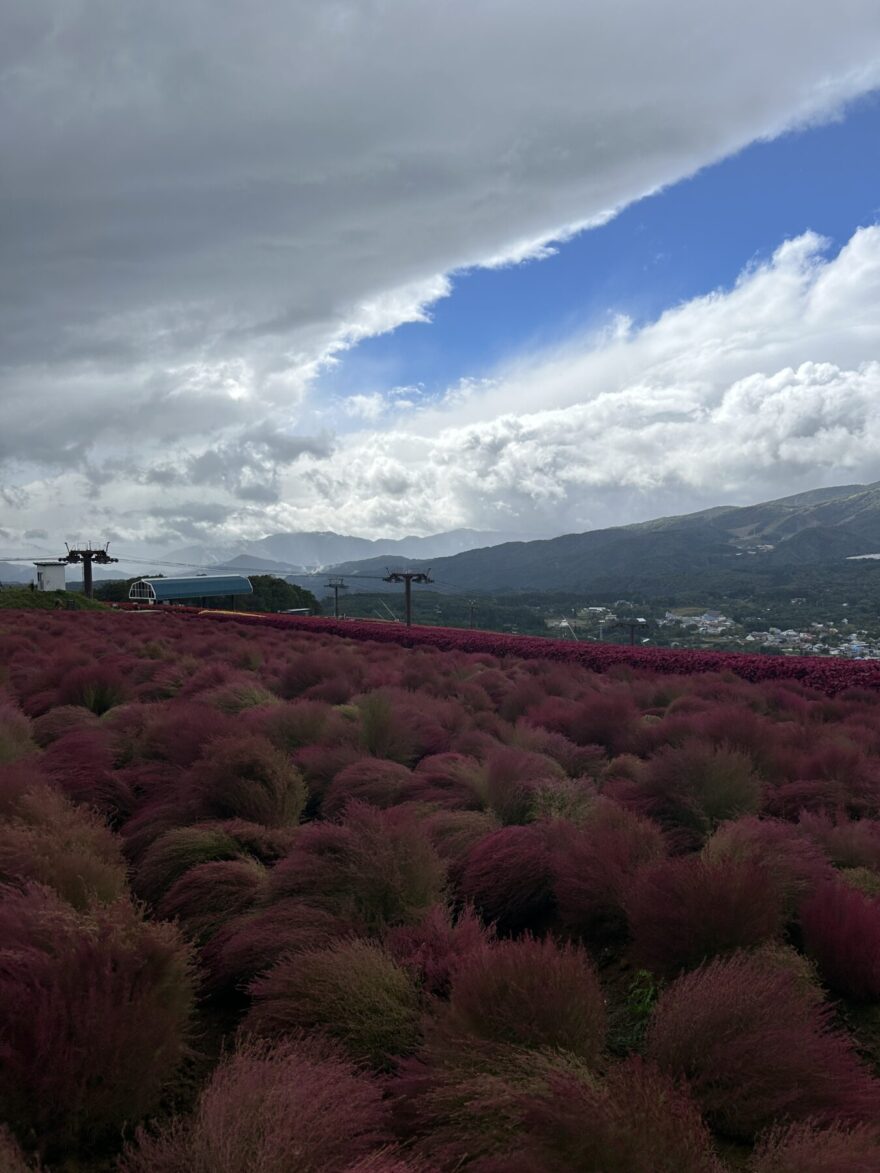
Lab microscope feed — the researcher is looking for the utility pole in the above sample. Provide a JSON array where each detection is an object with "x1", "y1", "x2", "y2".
[
  {"x1": 382, "y1": 568, "x2": 433, "y2": 627},
  {"x1": 61, "y1": 543, "x2": 118, "y2": 599},
  {"x1": 612, "y1": 618, "x2": 648, "y2": 646},
  {"x1": 468, "y1": 599, "x2": 477, "y2": 628},
  {"x1": 324, "y1": 576, "x2": 348, "y2": 618}
]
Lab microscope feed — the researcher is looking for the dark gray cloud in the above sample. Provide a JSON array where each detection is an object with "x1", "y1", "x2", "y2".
[{"x1": 2, "y1": 1, "x2": 880, "y2": 542}]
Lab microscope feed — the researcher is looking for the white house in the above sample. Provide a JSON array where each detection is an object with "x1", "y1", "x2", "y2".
[{"x1": 33, "y1": 561, "x2": 66, "y2": 592}]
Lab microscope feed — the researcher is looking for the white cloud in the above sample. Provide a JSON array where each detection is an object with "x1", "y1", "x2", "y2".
[
  {"x1": 263, "y1": 227, "x2": 880, "y2": 536},
  {"x1": 3, "y1": 1, "x2": 880, "y2": 544}
]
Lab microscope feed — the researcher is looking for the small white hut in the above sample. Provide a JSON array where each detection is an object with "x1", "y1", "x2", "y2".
[{"x1": 33, "y1": 561, "x2": 67, "y2": 592}]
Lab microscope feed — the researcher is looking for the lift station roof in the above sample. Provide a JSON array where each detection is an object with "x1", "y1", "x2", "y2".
[{"x1": 129, "y1": 575, "x2": 253, "y2": 602}]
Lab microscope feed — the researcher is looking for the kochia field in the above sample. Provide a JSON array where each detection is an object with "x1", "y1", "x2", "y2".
[{"x1": 3, "y1": 609, "x2": 880, "y2": 1171}]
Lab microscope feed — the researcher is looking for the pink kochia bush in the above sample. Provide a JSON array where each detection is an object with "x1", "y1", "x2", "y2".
[
  {"x1": 56, "y1": 660, "x2": 130, "y2": 714},
  {"x1": 626, "y1": 856, "x2": 786, "y2": 976},
  {"x1": 747, "y1": 1119, "x2": 880, "y2": 1172},
  {"x1": 8, "y1": 611, "x2": 880, "y2": 1161},
  {"x1": 0, "y1": 884, "x2": 194, "y2": 1160},
  {"x1": 184, "y1": 732, "x2": 307, "y2": 827},
  {"x1": 458, "y1": 823, "x2": 557, "y2": 935},
  {"x1": 119, "y1": 1037, "x2": 390, "y2": 1173},
  {"x1": 392, "y1": 1044, "x2": 718, "y2": 1171},
  {"x1": 271, "y1": 802, "x2": 447, "y2": 933},
  {"x1": 646, "y1": 951, "x2": 880, "y2": 1140},
  {"x1": 246, "y1": 939, "x2": 421, "y2": 1067},
  {"x1": 608, "y1": 742, "x2": 763, "y2": 848},
  {"x1": 201, "y1": 898, "x2": 355, "y2": 994},
  {"x1": 30, "y1": 702, "x2": 99, "y2": 747},
  {"x1": 702, "y1": 816, "x2": 831, "y2": 913},
  {"x1": 516, "y1": 1056, "x2": 722, "y2": 1173},
  {"x1": 799, "y1": 881, "x2": 880, "y2": 1000},
  {"x1": 0, "y1": 1126, "x2": 32, "y2": 1173},
  {"x1": 0, "y1": 774, "x2": 127, "y2": 910},
  {"x1": 443, "y1": 935, "x2": 606, "y2": 1063},
  {"x1": 157, "y1": 858, "x2": 269, "y2": 943},
  {"x1": 133, "y1": 825, "x2": 244, "y2": 904},
  {"x1": 797, "y1": 812, "x2": 880, "y2": 870},
  {"x1": 322, "y1": 757, "x2": 415, "y2": 817},
  {"x1": 553, "y1": 799, "x2": 667, "y2": 942},
  {"x1": 385, "y1": 904, "x2": 493, "y2": 997},
  {"x1": 0, "y1": 700, "x2": 36, "y2": 765},
  {"x1": 39, "y1": 727, "x2": 119, "y2": 811}
]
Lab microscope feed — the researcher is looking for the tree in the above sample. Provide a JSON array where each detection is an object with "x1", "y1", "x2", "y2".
[{"x1": 247, "y1": 576, "x2": 318, "y2": 614}]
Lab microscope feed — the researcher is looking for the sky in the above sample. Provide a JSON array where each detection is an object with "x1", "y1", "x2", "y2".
[{"x1": 2, "y1": 1, "x2": 880, "y2": 558}]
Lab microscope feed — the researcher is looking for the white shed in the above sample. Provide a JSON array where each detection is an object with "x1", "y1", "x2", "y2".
[{"x1": 34, "y1": 561, "x2": 67, "y2": 592}]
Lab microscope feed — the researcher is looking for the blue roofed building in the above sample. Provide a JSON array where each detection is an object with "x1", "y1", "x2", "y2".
[{"x1": 128, "y1": 575, "x2": 253, "y2": 606}]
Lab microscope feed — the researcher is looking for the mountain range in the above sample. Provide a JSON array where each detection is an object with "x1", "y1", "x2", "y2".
[
  {"x1": 316, "y1": 481, "x2": 880, "y2": 595},
  {"x1": 162, "y1": 528, "x2": 537, "y2": 574},
  {"x1": 5, "y1": 483, "x2": 880, "y2": 597}
]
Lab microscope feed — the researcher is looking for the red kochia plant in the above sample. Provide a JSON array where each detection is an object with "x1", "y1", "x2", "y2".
[
  {"x1": 133, "y1": 825, "x2": 243, "y2": 904},
  {"x1": 0, "y1": 699, "x2": 35, "y2": 764},
  {"x1": 800, "y1": 881, "x2": 880, "y2": 1000},
  {"x1": 528, "y1": 690, "x2": 640, "y2": 755},
  {"x1": 0, "y1": 779, "x2": 127, "y2": 910},
  {"x1": 344, "y1": 1154, "x2": 434, "y2": 1172},
  {"x1": 424, "y1": 810, "x2": 502, "y2": 874},
  {"x1": 408, "y1": 753, "x2": 486, "y2": 810},
  {"x1": 511, "y1": 723, "x2": 607, "y2": 780},
  {"x1": 748, "y1": 1119, "x2": 880, "y2": 1172},
  {"x1": 292, "y1": 742, "x2": 365, "y2": 791},
  {"x1": 444, "y1": 935, "x2": 606, "y2": 1063},
  {"x1": 322, "y1": 758, "x2": 415, "y2": 817},
  {"x1": 702, "y1": 816, "x2": 831, "y2": 913},
  {"x1": 119, "y1": 1037, "x2": 390, "y2": 1173},
  {"x1": 142, "y1": 700, "x2": 233, "y2": 767},
  {"x1": 386, "y1": 904, "x2": 493, "y2": 997},
  {"x1": 271, "y1": 802, "x2": 447, "y2": 933},
  {"x1": 797, "y1": 812, "x2": 880, "y2": 870},
  {"x1": 246, "y1": 939, "x2": 421, "y2": 1067},
  {"x1": 390, "y1": 1041, "x2": 597, "y2": 1167},
  {"x1": 0, "y1": 1126, "x2": 32, "y2": 1173},
  {"x1": 609, "y1": 741, "x2": 763, "y2": 848},
  {"x1": 518, "y1": 1057, "x2": 722, "y2": 1173},
  {"x1": 30, "y1": 703, "x2": 99, "y2": 747},
  {"x1": 483, "y1": 747, "x2": 565, "y2": 825},
  {"x1": 458, "y1": 823, "x2": 557, "y2": 935},
  {"x1": 0, "y1": 884, "x2": 194, "y2": 1159},
  {"x1": 553, "y1": 800, "x2": 667, "y2": 942},
  {"x1": 39, "y1": 727, "x2": 119, "y2": 811},
  {"x1": 247, "y1": 698, "x2": 338, "y2": 751},
  {"x1": 157, "y1": 858, "x2": 269, "y2": 943},
  {"x1": 201, "y1": 898, "x2": 354, "y2": 994},
  {"x1": 646, "y1": 952, "x2": 880, "y2": 1140},
  {"x1": 57, "y1": 661, "x2": 130, "y2": 714},
  {"x1": 280, "y1": 650, "x2": 359, "y2": 698},
  {"x1": 185, "y1": 733, "x2": 307, "y2": 827},
  {"x1": 626, "y1": 856, "x2": 786, "y2": 976}
]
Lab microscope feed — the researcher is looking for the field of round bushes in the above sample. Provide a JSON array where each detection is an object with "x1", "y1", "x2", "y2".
[{"x1": 4, "y1": 609, "x2": 880, "y2": 1170}]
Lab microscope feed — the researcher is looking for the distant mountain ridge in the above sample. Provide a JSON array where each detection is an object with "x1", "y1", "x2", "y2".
[
  {"x1": 321, "y1": 481, "x2": 880, "y2": 594},
  {"x1": 164, "y1": 528, "x2": 536, "y2": 573}
]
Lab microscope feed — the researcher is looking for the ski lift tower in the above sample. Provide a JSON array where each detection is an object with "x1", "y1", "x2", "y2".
[{"x1": 61, "y1": 543, "x2": 118, "y2": 599}]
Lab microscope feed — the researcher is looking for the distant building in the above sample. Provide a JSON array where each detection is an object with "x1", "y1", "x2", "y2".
[
  {"x1": 128, "y1": 575, "x2": 253, "y2": 606},
  {"x1": 33, "y1": 561, "x2": 66, "y2": 592}
]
